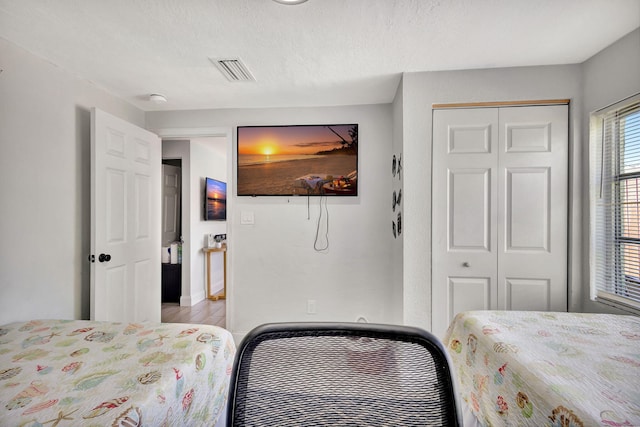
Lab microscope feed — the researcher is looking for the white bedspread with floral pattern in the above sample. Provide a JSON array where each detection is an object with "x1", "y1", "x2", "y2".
[
  {"x1": 0, "y1": 319, "x2": 235, "y2": 426},
  {"x1": 444, "y1": 311, "x2": 640, "y2": 427}
]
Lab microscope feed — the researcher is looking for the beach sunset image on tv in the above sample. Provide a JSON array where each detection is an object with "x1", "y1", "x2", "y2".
[
  {"x1": 205, "y1": 178, "x2": 227, "y2": 220},
  {"x1": 237, "y1": 124, "x2": 358, "y2": 196}
]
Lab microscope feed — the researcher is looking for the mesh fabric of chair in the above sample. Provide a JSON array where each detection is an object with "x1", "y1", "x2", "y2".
[{"x1": 227, "y1": 322, "x2": 462, "y2": 426}]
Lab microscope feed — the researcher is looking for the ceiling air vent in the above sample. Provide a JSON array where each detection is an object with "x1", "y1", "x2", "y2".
[{"x1": 211, "y1": 58, "x2": 256, "y2": 82}]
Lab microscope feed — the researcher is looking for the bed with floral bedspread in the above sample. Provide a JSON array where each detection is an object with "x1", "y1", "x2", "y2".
[
  {"x1": 0, "y1": 319, "x2": 235, "y2": 426},
  {"x1": 443, "y1": 311, "x2": 640, "y2": 427}
]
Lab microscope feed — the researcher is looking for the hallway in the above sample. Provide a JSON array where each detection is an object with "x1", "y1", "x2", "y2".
[{"x1": 161, "y1": 299, "x2": 225, "y2": 327}]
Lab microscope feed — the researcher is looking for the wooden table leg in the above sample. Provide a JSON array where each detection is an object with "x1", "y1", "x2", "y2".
[{"x1": 204, "y1": 245, "x2": 226, "y2": 301}]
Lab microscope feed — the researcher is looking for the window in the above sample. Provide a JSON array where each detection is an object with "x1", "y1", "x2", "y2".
[{"x1": 591, "y1": 94, "x2": 640, "y2": 311}]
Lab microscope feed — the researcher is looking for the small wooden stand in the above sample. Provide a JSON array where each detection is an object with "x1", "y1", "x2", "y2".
[{"x1": 203, "y1": 244, "x2": 226, "y2": 300}]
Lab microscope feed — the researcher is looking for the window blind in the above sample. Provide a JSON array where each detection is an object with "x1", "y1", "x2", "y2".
[{"x1": 591, "y1": 94, "x2": 640, "y2": 310}]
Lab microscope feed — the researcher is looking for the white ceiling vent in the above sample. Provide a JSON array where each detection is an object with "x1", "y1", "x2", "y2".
[{"x1": 211, "y1": 58, "x2": 256, "y2": 82}]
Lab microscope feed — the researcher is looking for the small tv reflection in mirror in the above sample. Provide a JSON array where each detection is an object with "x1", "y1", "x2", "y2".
[
  {"x1": 205, "y1": 177, "x2": 226, "y2": 220},
  {"x1": 237, "y1": 124, "x2": 358, "y2": 196}
]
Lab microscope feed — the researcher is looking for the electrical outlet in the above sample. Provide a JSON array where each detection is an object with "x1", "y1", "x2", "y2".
[{"x1": 307, "y1": 299, "x2": 317, "y2": 314}]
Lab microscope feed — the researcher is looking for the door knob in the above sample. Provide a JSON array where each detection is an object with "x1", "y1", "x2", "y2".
[
  {"x1": 98, "y1": 253, "x2": 111, "y2": 263},
  {"x1": 462, "y1": 262, "x2": 470, "y2": 267}
]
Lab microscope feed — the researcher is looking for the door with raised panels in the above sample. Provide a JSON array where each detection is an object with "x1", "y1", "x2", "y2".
[
  {"x1": 162, "y1": 164, "x2": 181, "y2": 245},
  {"x1": 432, "y1": 108, "x2": 499, "y2": 337},
  {"x1": 432, "y1": 104, "x2": 568, "y2": 337},
  {"x1": 90, "y1": 108, "x2": 162, "y2": 322},
  {"x1": 497, "y1": 106, "x2": 568, "y2": 313}
]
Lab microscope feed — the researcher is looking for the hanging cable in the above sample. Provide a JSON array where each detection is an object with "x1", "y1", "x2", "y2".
[{"x1": 314, "y1": 195, "x2": 329, "y2": 251}]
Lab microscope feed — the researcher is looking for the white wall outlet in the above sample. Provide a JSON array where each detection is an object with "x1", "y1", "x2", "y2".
[{"x1": 307, "y1": 299, "x2": 317, "y2": 314}]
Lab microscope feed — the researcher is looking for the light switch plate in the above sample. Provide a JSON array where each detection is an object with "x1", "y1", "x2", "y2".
[{"x1": 241, "y1": 211, "x2": 255, "y2": 225}]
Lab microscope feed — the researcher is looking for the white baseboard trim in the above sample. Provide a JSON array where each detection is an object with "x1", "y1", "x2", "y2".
[
  {"x1": 210, "y1": 286, "x2": 224, "y2": 295},
  {"x1": 180, "y1": 290, "x2": 207, "y2": 307},
  {"x1": 191, "y1": 290, "x2": 206, "y2": 305}
]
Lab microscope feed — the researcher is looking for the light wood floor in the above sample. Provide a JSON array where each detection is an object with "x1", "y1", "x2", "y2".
[{"x1": 161, "y1": 299, "x2": 225, "y2": 328}]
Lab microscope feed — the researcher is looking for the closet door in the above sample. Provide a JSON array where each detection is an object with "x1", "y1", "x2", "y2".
[
  {"x1": 432, "y1": 108, "x2": 499, "y2": 337},
  {"x1": 497, "y1": 105, "x2": 568, "y2": 311},
  {"x1": 431, "y1": 104, "x2": 568, "y2": 337}
]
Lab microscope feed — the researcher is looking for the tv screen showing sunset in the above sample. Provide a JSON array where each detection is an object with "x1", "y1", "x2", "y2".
[
  {"x1": 237, "y1": 124, "x2": 358, "y2": 196},
  {"x1": 205, "y1": 178, "x2": 226, "y2": 220}
]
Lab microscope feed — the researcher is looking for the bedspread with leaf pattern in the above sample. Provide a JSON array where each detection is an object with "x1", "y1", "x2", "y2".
[
  {"x1": 0, "y1": 319, "x2": 235, "y2": 426},
  {"x1": 444, "y1": 311, "x2": 640, "y2": 427}
]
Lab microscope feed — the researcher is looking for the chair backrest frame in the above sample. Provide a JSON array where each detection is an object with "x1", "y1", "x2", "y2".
[{"x1": 226, "y1": 322, "x2": 462, "y2": 426}]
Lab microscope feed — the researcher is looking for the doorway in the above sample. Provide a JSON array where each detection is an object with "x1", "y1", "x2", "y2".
[
  {"x1": 159, "y1": 134, "x2": 230, "y2": 329},
  {"x1": 161, "y1": 159, "x2": 182, "y2": 305}
]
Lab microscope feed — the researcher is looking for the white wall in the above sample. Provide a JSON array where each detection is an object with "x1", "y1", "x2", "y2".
[
  {"x1": 390, "y1": 78, "x2": 404, "y2": 321},
  {"x1": 400, "y1": 64, "x2": 583, "y2": 331},
  {"x1": 582, "y1": 28, "x2": 640, "y2": 314},
  {"x1": 189, "y1": 138, "x2": 227, "y2": 299},
  {"x1": 147, "y1": 105, "x2": 397, "y2": 338},
  {"x1": 0, "y1": 38, "x2": 144, "y2": 324}
]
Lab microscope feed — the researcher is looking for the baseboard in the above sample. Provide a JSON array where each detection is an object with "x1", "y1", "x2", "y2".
[
  {"x1": 209, "y1": 285, "x2": 224, "y2": 295},
  {"x1": 179, "y1": 290, "x2": 207, "y2": 307},
  {"x1": 192, "y1": 289, "x2": 206, "y2": 304}
]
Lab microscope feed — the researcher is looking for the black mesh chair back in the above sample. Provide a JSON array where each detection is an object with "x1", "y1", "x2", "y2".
[{"x1": 227, "y1": 322, "x2": 462, "y2": 426}]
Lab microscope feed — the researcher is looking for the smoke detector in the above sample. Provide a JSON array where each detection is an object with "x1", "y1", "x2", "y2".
[
  {"x1": 149, "y1": 93, "x2": 167, "y2": 103},
  {"x1": 210, "y1": 58, "x2": 256, "y2": 82},
  {"x1": 273, "y1": 0, "x2": 309, "y2": 4}
]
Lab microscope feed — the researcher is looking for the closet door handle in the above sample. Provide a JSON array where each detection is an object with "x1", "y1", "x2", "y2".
[{"x1": 99, "y1": 253, "x2": 111, "y2": 263}]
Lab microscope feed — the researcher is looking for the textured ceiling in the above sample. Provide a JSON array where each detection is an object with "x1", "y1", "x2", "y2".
[{"x1": 0, "y1": 0, "x2": 638, "y2": 111}]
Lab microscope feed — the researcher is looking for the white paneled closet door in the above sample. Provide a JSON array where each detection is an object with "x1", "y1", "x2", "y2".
[
  {"x1": 432, "y1": 104, "x2": 568, "y2": 337},
  {"x1": 432, "y1": 108, "x2": 499, "y2": 337}
]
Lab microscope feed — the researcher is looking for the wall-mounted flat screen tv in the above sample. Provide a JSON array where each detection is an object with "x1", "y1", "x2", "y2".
[
  {"x1": 205, "y1": 177, "x2": 227, "y2": 220},
  {"x1": 237, "y1": 124, "x2": 358, "y2": 196}
]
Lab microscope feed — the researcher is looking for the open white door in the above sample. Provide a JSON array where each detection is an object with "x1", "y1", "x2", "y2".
[{"x1": 90, "y1": 108, "x2": 161, "y2": 322}]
